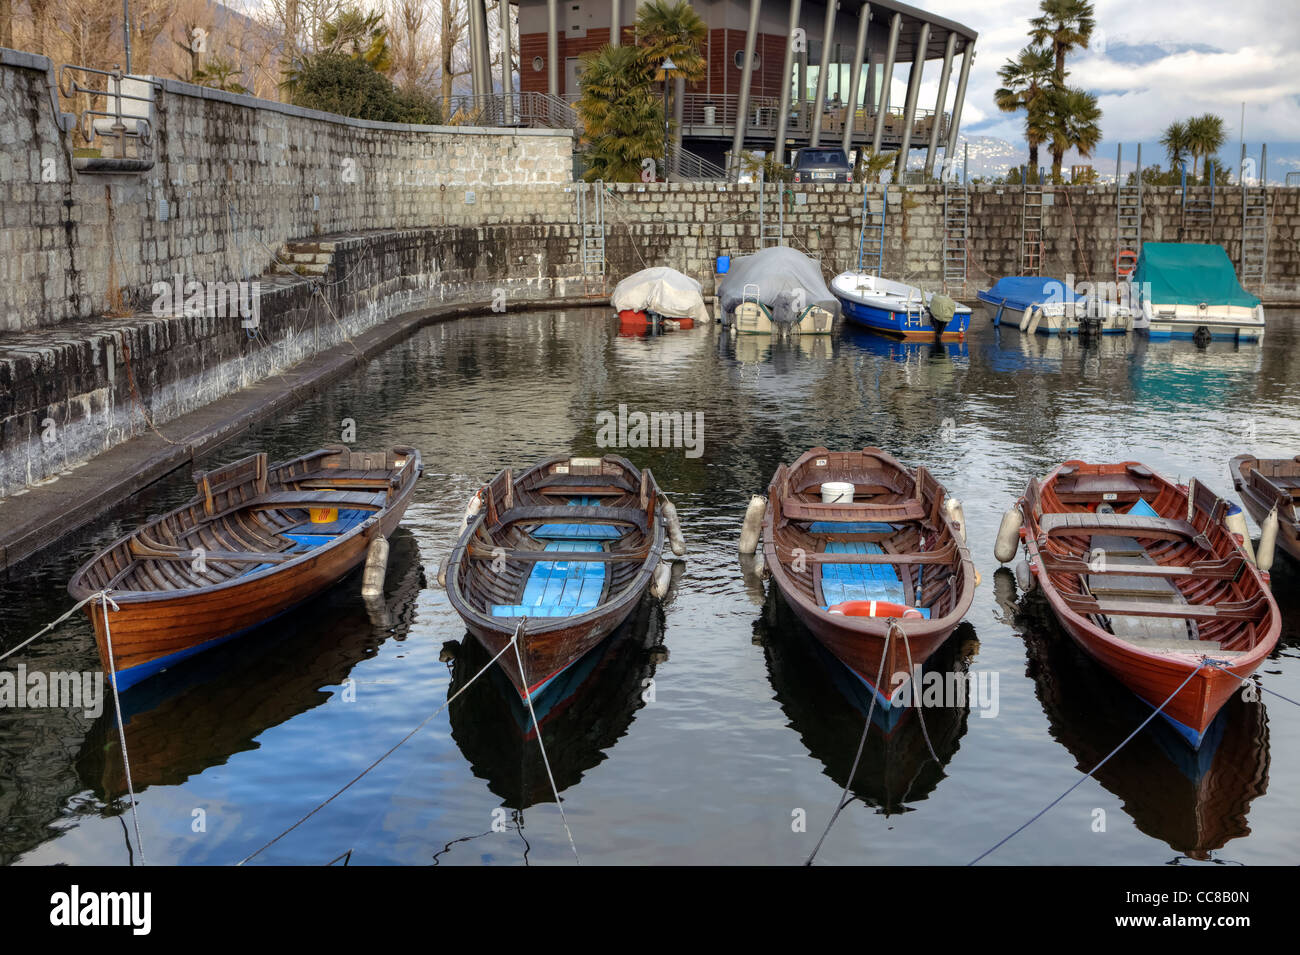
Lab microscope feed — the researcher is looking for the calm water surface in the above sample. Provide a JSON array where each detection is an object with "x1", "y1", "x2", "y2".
[{"x1": 1, "y1": 307, "x2": 1297, "y2": 866}]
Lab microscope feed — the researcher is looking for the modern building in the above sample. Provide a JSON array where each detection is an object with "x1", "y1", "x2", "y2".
[{"x1": 476, "y1": 0, "x2": 976, "y2": 178}]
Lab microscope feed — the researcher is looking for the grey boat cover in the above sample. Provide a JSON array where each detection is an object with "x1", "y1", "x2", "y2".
[{"x1": 717, "y1": 246, "x2": 839, "y2": 325}]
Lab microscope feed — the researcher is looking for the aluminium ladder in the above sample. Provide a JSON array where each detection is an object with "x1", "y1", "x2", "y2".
[
  {"x1": 942, "y1": 145, "x2": 969, "y2": 294},
  {"x1": 757, "y1": 168, "x2": 786, "y2": 248},
  {"x1": 1180, "y1": 159, "x2": 1215, "y2": 241},
  {"x1": 1115, "y1": 144, "x2": 1142, "y2": 282},
  {"x1": 857, "y1": 186, "x2": 886, "y2": 274},
  {"x1": 1241, "y1": 144, "x2": 1268, "y2": 289},
  {"x1": 1021, "y1": 165, "x2": 1044, "y2": 275},
  {"x1": 577, "y1": 180, "x2": 606, "y2": 293}
]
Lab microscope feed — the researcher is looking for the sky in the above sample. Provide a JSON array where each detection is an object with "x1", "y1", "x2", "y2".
[{"x1": 917, "y1": 0, "x2": 1300, "y2": 177}]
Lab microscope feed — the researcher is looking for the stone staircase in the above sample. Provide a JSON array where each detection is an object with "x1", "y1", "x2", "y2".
[{"x1": 269, "y1": 239, "x2": 337, "y2": 277}]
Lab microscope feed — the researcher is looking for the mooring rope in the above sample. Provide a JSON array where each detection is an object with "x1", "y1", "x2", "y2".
[
  {"x1": 899, "y1": 629, "x2": 943, "y2": 767},
  {"x1": 511, "y1": 630, "x2": 581, "y2": 865},
  {"x1": 1204, "y1": 660, "x2": 1300, "y2": 708},
  {"x1": 98, "y1": 593, "x2": 147, "y2": 865},
  {"x1": 0, "y1": 591, "x2": 106, "y2": 664},
  {"x1": 236, "y1": 622, "x2": 526, "y2": 865},
  {"x1": 967, "y1": 660, "x2": 1209, "y2": 866},
  {"x1": 805, "y1": 623, "x2": 895, "y2": 866}
]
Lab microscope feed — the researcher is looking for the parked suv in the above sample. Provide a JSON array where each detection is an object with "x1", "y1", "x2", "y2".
[{"x1": 792, "y1": 148, "x2": 853, "y2": 184}]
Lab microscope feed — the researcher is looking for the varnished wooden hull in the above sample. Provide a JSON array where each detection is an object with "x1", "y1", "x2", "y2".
[
  {"x1": 68, "y1": 446, "x2": 422, "y2": 690},
  {"x1": 1016, "y1": 460, "x2": 1280, "y2": 747},
  {"x1": 446, "y1": 454, "x2": 666, "y2": 700},
  {"x1": 1230, "y1": 453, "x2": 1300, "y2": 563},
  {"x1": 763, "y1": 447, "x2": 975, "y2": 708}
]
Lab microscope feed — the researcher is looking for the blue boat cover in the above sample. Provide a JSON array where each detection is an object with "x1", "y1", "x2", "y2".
[
  {"x1": 978, "y1": 276, "x2": 1078, "y2": 311},
  {"x1": 1135, "y1": 243, "x2": 1261, "y2": 308},
  {"x1": 491, "y1": 540, "x2": 607, "y2": 618}
]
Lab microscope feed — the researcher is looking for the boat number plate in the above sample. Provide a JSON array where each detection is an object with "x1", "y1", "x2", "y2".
[
  {"x1": 815, "y1": 458, "x2": 827, "y2": 467},
  {"x1": 555, "y1": 465, "x2": 569, "y2": 474},
  {"x1": 1103, "y1": 492, "x2": 1117, "y2": 500}
]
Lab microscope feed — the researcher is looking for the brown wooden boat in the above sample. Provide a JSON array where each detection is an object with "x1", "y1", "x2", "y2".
[
  {"x1": 68, "y1": 445, "x2": 422, "y2": 690},
  {"x1": 445, "y1": 453, "x2": 666, "y2": 701},
  {"x1": 1230, "y1": 453, "x2": 1300, "y2": 563},
  {"x1": 1008, "y1": 460, "x2": 1280, "y2": 747},
  {"x1": 762, "y1": 447, "x2": 975, "y2": 712}
]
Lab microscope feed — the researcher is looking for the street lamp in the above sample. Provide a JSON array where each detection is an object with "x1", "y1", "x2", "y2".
[{"x1": 659, "y1": 56, "x2": 678, "y2": 182}]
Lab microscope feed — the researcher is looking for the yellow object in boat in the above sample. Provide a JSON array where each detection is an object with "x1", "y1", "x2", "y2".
[{"x1": 310, "y1": 507, "x2": 338, "y2": 524}]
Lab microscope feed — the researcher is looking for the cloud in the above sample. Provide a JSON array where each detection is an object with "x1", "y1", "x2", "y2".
[{"x1": 910, "y1": 0, "x2": 1300, "y2": 147}]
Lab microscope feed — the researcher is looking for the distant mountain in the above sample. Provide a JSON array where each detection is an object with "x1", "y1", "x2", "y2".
[{"x1": 1095, "y1": 40, "x2": 1223, "y2": 67}]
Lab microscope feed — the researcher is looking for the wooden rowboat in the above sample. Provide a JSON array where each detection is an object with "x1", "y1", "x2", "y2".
[
  {"x1": 68, "y1": 445, "x2": 422, "y2": 690},
  {"x1": 445, "y1": 454, "x2": 667, "y2": 701},
  {"x1": 762, "y1": 447, "x2": 976, "y2": 712},
  {"x1": 1008, "y1": 460, "x2": 1280, "y2": 747},
  {"x1": 1230, "y1": 453, "x2": 1300, "y2": 564}
]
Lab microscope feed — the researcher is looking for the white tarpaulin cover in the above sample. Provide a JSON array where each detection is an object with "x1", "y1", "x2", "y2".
[
  {"x1": 717, "y1": 246, "x2": 839, "y2": 325},
  {"x1": 610, "y1": 267, "x2": 709, "y2": 322}
]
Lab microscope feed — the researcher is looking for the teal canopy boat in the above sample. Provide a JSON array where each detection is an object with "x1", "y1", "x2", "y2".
[{"x1": 1135, "y1": 244, "x2": 1265, "y2": 342}]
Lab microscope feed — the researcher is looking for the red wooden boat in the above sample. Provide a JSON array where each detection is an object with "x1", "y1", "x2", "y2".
[
  {"x1": 68, "y1": 446, "x2": 422, "y2": 690},
  {"x1": 762, "y1": 448, "x2": 976, "y2": 712},
  {"x1": 1230, "y1": 453, "x2": 1300, "y2": 563},
  {"x1": 445, "y1": 454, "x2": 667, "y2": 701},
  {"x1": 1005, "y1": 460, "x2": 1280, "y2": 747}
]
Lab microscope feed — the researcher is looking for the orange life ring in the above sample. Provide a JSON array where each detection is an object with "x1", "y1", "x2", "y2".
[
  {"x1": 827, "y1": 600, "x2": 923, "y2": 619},
  {"x1": 1115, "y1": 249, "x2": 1137, "y2": 277}
]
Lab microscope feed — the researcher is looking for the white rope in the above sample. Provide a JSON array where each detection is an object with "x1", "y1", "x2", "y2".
[
  {"x1": 98, "y1": 593, "x2": 147, "y2": 865},
  {"x1": 511, "y1": 624, "x2": 581, "y2": 864},
  {"x1": 0, "y1": 591, "x2": 104, "y2": 664},
  {"x1": 237, "y1": 622, "x2": 526, "y2": 866}
]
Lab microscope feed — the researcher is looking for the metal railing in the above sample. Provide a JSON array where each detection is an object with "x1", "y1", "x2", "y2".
[
  {"x1": 677, "y1": 93, "x2": 947, "y2": 146},
  {"x1": 665, "y1": 140, "x2": 728, "y2": 181},
  {"x1": 58, "y1": 64, "x2": 160, "y2": 159},
  {"x1": 429, "y1": 91, "x2": 581, "y2": 132}
]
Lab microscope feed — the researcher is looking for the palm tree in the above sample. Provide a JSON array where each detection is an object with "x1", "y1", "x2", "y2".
[
  {"x1": 194, "y1": 56, "x2": 250, "y2": 95},
  {"x1": 995, "y1": 46, "x2": 1055, "y2": 177},
  {"x1": 1029, "y1": 0, "x2": 1096, "y2": 82},
  {"x1": 322, "y1": 8, "x2": 393, "y2": 73},
  {"x1": 575, "y1": 44, "x2": 663, "y2": 182},
  {"x1": 1045, "y1": 86, "x2": 1101, "y2": 182},
  {"x1": 635, "y1": 0, "x2": 708, "y2": 82},
  {"x1": 1185, "y1": 113, "x2": 1226, "y2": 182},
  {"x1": 1160, "y1": 120, "x2": 1190, "y2": 175}
]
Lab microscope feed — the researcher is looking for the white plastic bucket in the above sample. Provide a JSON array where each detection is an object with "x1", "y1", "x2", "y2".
[
  {"x1": 821, "y1": 481, "x2": 855, "y2": 504},
  {"x1": 703, "y1": 105, "x2": 717, "y2": 124}
]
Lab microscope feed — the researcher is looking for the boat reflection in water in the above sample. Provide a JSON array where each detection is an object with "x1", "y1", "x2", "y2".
[
  {"x1": 76, "y1": 529, "x2": 426, "y2": 798},
  {"x1": 447, "y1": 594, "x2": 667, "y2": 810},
  {"x1": 758, "y1": 587, "x2": 975, "y2": 814},
  {"x1": 1002, "y1": 569, "x2": 1270, "y2": 860}
]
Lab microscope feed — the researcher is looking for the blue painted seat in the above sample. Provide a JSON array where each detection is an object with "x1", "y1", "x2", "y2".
[
  {"x1": 491, "y1": 540, "x2": 607, "y2": 618},
  {"x1": 808, "y1": 521, "x2": 897, "y2": 534},
  {"x1": 819, "y1": 541, "x2": 931, "y2": 617},
  {"x1": 532, "y1": 494, "x2": 624, "y2": 541}
]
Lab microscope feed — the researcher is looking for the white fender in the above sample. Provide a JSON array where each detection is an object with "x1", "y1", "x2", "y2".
[
  {"x1": 650, "y1": 562, "x2": 673, "y2": 598},
  {"x1": 1019, "y1": 305, "x2": 1034, "y2": 332},
  {"x1": 1224, "y1": 505, "x2": 1257, "y2": 565},
  {"x1": 1015, "y1": 558, "x2": 1036, "y2": 592},
  {"x1": 739, "y1": 494, "x2": 767, "y2": 554},
  {"x1": 659, "y1": 494, "x2": 687, "y2": 557},
  {"x1": 361, "y1": 536, "x2": 389, "y2": 598},
  {"x1": 1026, "y1": 306, "x2": 1044, "y2": 335},
  {"x1": 1257, "y1": 506, "x2": 1279, "y2": 573},
  {"x1": 943, "y1": 497, "x2": 967, "y2": 543},
  {"x1": 994, "y1": 507, "x2": 1023, "y2": 564}
]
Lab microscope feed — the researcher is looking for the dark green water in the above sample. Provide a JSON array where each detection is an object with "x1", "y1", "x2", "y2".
[{"x1": 1, "y1": 307, "x2": 1297, "y2": 865}]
